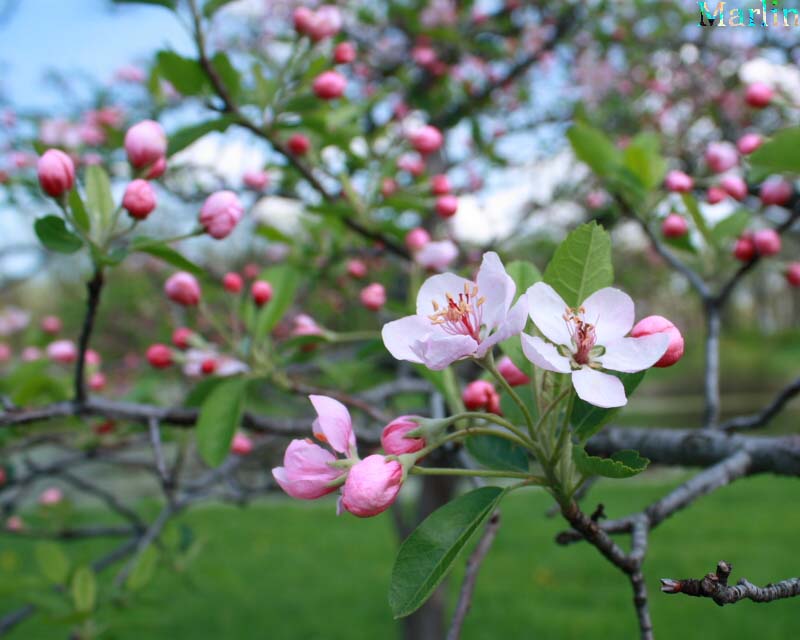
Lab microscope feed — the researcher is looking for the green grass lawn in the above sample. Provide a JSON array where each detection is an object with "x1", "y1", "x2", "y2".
[{"x1": 2, "y1": 473, "x2": 800, "y2": 639}]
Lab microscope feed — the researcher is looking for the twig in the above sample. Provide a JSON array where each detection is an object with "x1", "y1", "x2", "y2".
[
  {"x1": 74, "y1": 268, "x2": 104, "y2": 406},
  {"x1": 721, "y1": 376, "x2": 800, "y2": 432}
]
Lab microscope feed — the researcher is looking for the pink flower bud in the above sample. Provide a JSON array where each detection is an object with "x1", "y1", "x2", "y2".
[
  {"x1": 720, "y1": 175, "x2": 748, "y2": 201},
  {"x1": 745, "y1": 82, "x2": 774, "y2": 108},
  {"x1": 172, "y1": 327, "x2": 193, "y2": 349},
  {"x1": 200, "y1": 191, "x2": 244, "y2": 239},
  {"x1": 305, "y1": 5, "x2": 342, "y2": 41},
  {"x1": 630, "y1": 315, "x2": 684, "y2": 368},
  {"x1": 786, "y1": 262, "x2": 800, "y2": 287},
  {"x1": 333, "y1": 42, "x2": 356, "y2": 64},
  {"x1": 223, "y1": 272, "x2": 243, "y2": 293},
  {"x1": 360, "y1": 283, "x2": 386, "y2": 311},
  {"x1": 497, "y1": 356, "x2": 530, "y2": 387},
  {"x1": 37, "y1": 149, "x2": 75, "y2": 198},
  {"x1": 85, "y1": 349, "x2": 101, "y2": 366},
  {"x1": 381, "y1": 416, "x2": 425, "y2": 455},
  {"x1": 89, "y1": 372, "x2": 106, "y2": 391},
  {"x1": 124, "y1": 120, "x2": 167, "y2": 169},
  {"x1": 661, "y1": 213, "x2": 688, "y2": 238},
  {"x1": 737, "y1": 133, "x2": 763, "y2": 155},
  {"x1": 287, "y1": 133, "x2": 311, "y2": 155},
  {"x1": 5, "y1": 515, "x2": 23, "y2": 532},
  {"x1": 145, "y1": 156, "x2": 167, "y2": 179},
  {"x1": 753, "y1": 228, "x2": 781, "y2": 256},
  {"x1": 341, "y1": 455, "x2": 403, "y2": 517},
  {"x1": 231, "y1": 432, "x2": 254, "y2": 455},
  {"x1": 415, "y1": 239, "x2": 458, "y2": 271},
  {"x1": 664, "y1": 170, "x2": 693, "y2": 193},
  {"x1": 408, "y1": 125, "x2": 444, "y2": 155},
  {"x1": 463, "y1": 379, "x2": 501, "y2": 413},
  {"x1": 704, "y1": 142, "x2": 738, "y2": 174},
  {"x1": 381, "y1": 178, "x2": 398, "y2": 197},
  {"x1": 201, "y1": 358, "x2": 217, "y2": 375},
  {"x1": 252, "y1": 280, "x2": 273, "y2": 306},
  {"x1": 313, "y1": 70, "x2": 347, "y2": 100},
  {"x1": 292, "y1": 314, "x2": 323, "y2": 338},
  {"x1": 146, "y1": 344, "x2": 173, "y2": 368},
  {"x1": 243, "y1": 170, "x2": 269, "y2": 191},
  {"x1": 397, "y1": 152, "x2": 425, "y2": 176},
  {"x1": 733, "y1": 234, "x2": 756, "y2": 262},
  {"x1": 346, "y1": 259, "x2": 367, "y2": 279},
  {"x1": 272, "y1": 439, "x2": 345, "y2": 500},
  {"x1": 46, "y1": 339, "x2": 77, "y2": 364},
  {"x1": 41, "y1": 315, "x2": 62, "y2": 334},
  {"x1": 586, "y1": 190, "x2": 607, "y2": 210},
  {"x1": 293, "y1": 7, "x2": 314, "y2": 33},
  {"x1": 122, "y1": 179, "x2": 157, "y2": 220},
  {"x1": 243, "y1": 263, "x2": 260, "y2": 279},
  {"x1": 706, "y1": 186, "x2": 727, "y2": 205},
  {"x1": 430, "y1": 174, "x2": 451, "y2": 195},
  {"x1": 0, "y1": 343, "x2": 10, "y2": 363},
  {"x1": 759, "y1": 177, "x2": 792, "y2": 206},
  {"x1": 39, "y1": 487, "x2": 63, "y2": 506},
  {"x1": 21, "y1": 347, "x2": 42, "y2": 362},
  {"x1": 435, "y1": 194, "x2": 458, "y2": 218},
  {"x1": 405, "y1": 227, "x2": 430, "y2": 251},
  {"x1": 165, "y1": 272, "x2": 201, "y2": 306}
]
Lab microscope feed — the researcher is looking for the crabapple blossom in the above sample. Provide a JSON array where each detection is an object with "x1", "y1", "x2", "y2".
[
  {"x1": 182, "y1": 350, "x2": 247, "y2": 377},
  {"x1": 414, "y1": 239, "x2": 458, "y2": 271},
  {"x1": 360, "y1": 283, "x2": 386, "y2": 311},
  {"x1": 664, "y1": 170, "x2": 693, "y2": 193},
  {"x1": 436, "y1": 194, "x2": 459, "y2": 218},
  {"x1": 287, "y1": 133, "x2": 311, "y2": 155},
  {"x1": 172, "y1": 327, "x2": 193, "y2": 349},
  {"x1": 251, "y1": 280, "x2": 273, "y2": 306},
  {"x1": 231, "y1": 432, "x2": 254, "y2": 455},
  {"x1": 89, "y1": 372, "x2": 106, "y2": 391},
  {"x1": 408, "y1": 125, "x2": 444, "y2": 155},
  {"x1": 382, "y1": 252, "x2": 528, "y2": 370},
  {"x1": 124, "y1": 120, "x2": 167, "y2": 169},
  {"x1": 737, "y1": 133, "x2": 763, "y2": 155},
  {"x1": 333, "y1": 42, "x2": 356, "y2": 64},
  {"x1": 405, "y1": 227, "x2": 431, "y2": 251},
  {"x1": 705, "y1": 142, "x2": 737, "y2": 174},
  {"x1": 201, "y1": 358, "x2": 217, "y2": 375},
  {"x1": 381, "y1": 178, "x2": 398, "y2": 197},
  {"x1": 312, "y1": 70, "x2": 347, "y2": 99},
  {"x1": 497, "y1": 355, "x2": 531, "y2": 386},
  {"x1": 721, "y1": 175, "x2": 748, "y2": 201},
  {"x1": 786, "y1": 262, "x2": 800, "y2": 287},
  {"x1": 733, "y1": 234, "x2": 756, "y2": 262},
  {"x1": 381, "y1": 416, "x2": 425, "y2": 455},
  {"x1": 397, "y1": 152, "x2": 425, "y2": 176},
  {"x1": 199, "y1": 191, "x2": 244, "y2": 239},
  {"x1": 39, "y1": 487, "x2": 63, "y2": 506},
  {"x1": 46, "y1": 340, "x2": 77, "y2": 364},
  {"x1": 760, "y1": 177, "x2": 792, "y2": 206},
  {"x1": 745, "y1": 82, "x2": 773, "y2": 108},
  {"x1": 165, "y1": 272, "x2": 201, "y2": 306},
  {"x1": 294, "y1": 5, "x2": 341, "y2": 41},
  {"x1": 661, "y1": 213, "x2": 688, "y2": 238},
  {"x1": 431, "y1": 174, "x2": 451, "y2": 195},
  {"x1": 122, "y1": 179, "x2": 157, "y2": 220},
  {"x1": 37, "y1": 149, "x2": 75, "y2": 198},
  {"x1": 341, "y1": 455, "x2": 403, "y2": 517},
  {"x1": 462, "y1": 379, "x2": 501, "y2": 414},
  {"x1": 753, "y1": 229, "x2": 781, "y2": 256},
  {"x1": 146, "y1": 157, "x2": 167, "y2": 179},
  {"x1": 223, "y1": 272, "x2": 244, "y2": 293},
  {"x1": 292, "y1": 314, "x2": 324, "y2": 338},
  {"x1": 706, "y1": 187, "x2": 727, "y2": 205},
  {"x1": 630, "y1": 315, "x2": 684, "y2": 368},
  {"x1": 521, "y1": 283, "x2": 669, "y2": 408},
  {"x1": 41, "y1": 315, "x2": 62, "y2": 334},
  {"x1": 243, "y1": 170, "x2": 269, "y2": 190},
  {"x1": 346, "y1": 259, "x2": 368, "y2": 279},
  {"x1": 146, "y1": 344, "x2": 173, "y2": 368}
]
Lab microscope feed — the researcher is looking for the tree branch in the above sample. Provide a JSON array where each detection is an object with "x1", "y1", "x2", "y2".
[
  {"x1": 74, "y1": 268, "x2": 104, "y2": 406},
  {"x1": 721, "y1": 376, "x2": 800, "y2": 432}
]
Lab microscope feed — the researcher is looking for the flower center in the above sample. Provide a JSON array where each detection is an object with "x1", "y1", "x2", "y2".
[
  {"x1": 563, "y1": 306, "x2": 598, "y2": 366},
  {"x1": 429, "y1": 283, "x2": 485, "y2": 342}
]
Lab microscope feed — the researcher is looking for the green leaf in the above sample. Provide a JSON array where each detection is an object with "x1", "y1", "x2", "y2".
[
  {"x1": 623, "y1": 133, "x2": 667, "y2": 190},
  {"x1": 35, "y1": 542, "x2": 70, "y2": 584},
  {"x1": 70, "y1": 566, "x2": 96, "y2": 613},
  {"x1": 156, "y1": 50, "x2": 208, "y2": 96},
  {"x1": 465, "y1": 435, "x2": 528, "y2": 472},
  {"x1": 573, "y1": 448, "x2": 649, "y2": 479},
  {"x1": 167, "y1": 117, "x2": 234, "y2": 157},
  {"x1": 132, "y1": 240, "x2": 204, "y2": 276},
  {"x1": 389, "y1": 487, "x2": 505, "y2": 618},
  {"x1": 185, "y1": 376, "x2": 227, "y2": 407},
  {"x1": 567, "y1": 122, "x2": 621, "y2": 178},
  {"x1": 543, "y1": 221, "x2": 613, "y2": 307},
  {"x1": 112, "y1": 0, "x2": 177, "y2": 8},
  {"x1": 203, "y1": 0, "x2": 236, "y2": 17},
  {"x1": 663, "y1": 231, "x2": 697, "y2": 254},
  {"x1": 211, "y1": 52, "x2": 241, "y2": 101},
  {"x1": 711, "y1": 210, "x2": 750, "y2": 247},
  {"x1": 505, "y1": 260, "x2": 541, "y2": 301},
  {"x1": 571, "y1": 371, "x2": 646, "y2": 441},
  {"x1": 127, "y1": 547, "x2": 158, "y2": 592},
  {"x1": 68, "y1": 189, "x2": 91, "y2": 233},
  {"x1": 748, "y1": 126, "x2": 800, "y2": 176},
  {"x1": 253, "y1": 265, "x2": 300, "y2": 341},
  {"x1": 499, "y1": 383, "x2": 538, "y2": 426},
  {"x1": 196, "y1": 377, "x2": 247, "y2": 467},
  {"x1": 681, "y1": 193, "x2": 712, "y2": 247},
  {"x1": 85, "y1": 165, "x2": 114, "y2": 232},
  {"x1": 34, "y1": 216, "x2": 83, "y2": 254}
]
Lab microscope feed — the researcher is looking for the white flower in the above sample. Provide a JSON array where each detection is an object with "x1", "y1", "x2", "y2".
[
  {"x1": 382, "y1": 252, "x2": 527, "y2": 370},
  {"x1": 521, "y1": 282, "x2": 668, "y2": 408}
]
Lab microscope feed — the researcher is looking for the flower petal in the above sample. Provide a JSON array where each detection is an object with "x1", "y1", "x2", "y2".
[
  {"x1": 416, "y1": 272, "x2": 474, "y2": 317},
  {"x1": 581, "y1": 287, "x2": 634, "y2": 344},
  {"x1": 475, "y1": 252, "x2": 515, "y2": 332},
  {"x1": 521, "y1": 333, "x2": 571, "y2": 373},
  {"x1": 309, "y1": 395, "x2": 356, "y2": 455},
  {"x1": 600, "y1": 334, "x2": 669, "y2": 373},
  {"x1": 476, "y1": 294, "x2": 528, "y2": 358},
  {"x1": 526, "y1": 282, "x2": 572, "y2": 346},
  {"x1": 571, "y1": 368, "x2": 627, "y2": 408},
  {"x1": 381, "y1": 315, "x2": 430, "y2": 364},
  {"x1": 410, "y1": 333, "x2": 478, "y2": 370}
]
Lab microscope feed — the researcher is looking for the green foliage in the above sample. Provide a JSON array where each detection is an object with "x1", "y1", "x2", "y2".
[
  {"x1": 389, "y1": 487, "x2": 505, "y2": 618},
  {"x1": 127, "y1": 547, "x2": 159, "y2": 592},
  {"x1": 112, "y1": 0, "x2": 177, "y2": 8},
  {"x1": 68, "y1": 188, "x2": 91, "y2": 233},
  {"x1": 622, "y1": 133, "x2": 667, "y2": 190},
  {"x1": 85, "y1": 165, "x2": 115, "y2": 234},
  {"x1": 35, "y1": 543, "x2": 70, "y2": 585},
  {"x1": 167, "y1": 117, "x2": 235, "y2": 156},
  {"x1": 505, "y1": 260, "x2": 541, "y2": 300},
  {"x1": 131, "y1": 238, "x2": 205, "y2": 276},
  {"x1": 748, "y1": 126, "x2": 800, "y2": 176},
  {"x1": 711, "y1": 210, "x2": 750, "y2": 248},
  {"x1": 34, "y1": 216, "x2": 83, "y2": 253},
  {"x1": 543, "y1": 222, "x2": 613, "y2": 307},
  {"x1": 211, "y1": 52, "x2": 242, "y2": 101},
  {"x1": 203, "y1": 0, "x2": 237, "y2": 17},
  {"x1": 573, "y1": 448, "x2": 649, "y2": 479},
  {"x1": 196, "y1": 376, "x2": 247, "y2": 467},
  {"x1": 70, "y1": 566, "x2": 97, "y2": 613},
  {"x1": 680, "y1": 193, "x2": 712, "y2": 246},
  {"x1": 465, "y1": 434, "x2": 529, "y2": 472},
  {"x1": 253, "y1": 265, "x2": 301, "y2": 341},
  {"x1": 156, "y1": 51, "x2": 208, "y2": 96},
  {"x1": 570, "y1": 372, "x2": 646, "y2": 441},
  {"x1": 567, "y1": 122, "x2": 621, "y2": 178}
]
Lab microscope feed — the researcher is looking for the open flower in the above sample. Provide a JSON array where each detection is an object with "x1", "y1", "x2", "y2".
[
  {"x1": 382, "y1": 252, "x2": 527, "y2": 370},
  {"x1": 521, "y1": 283, "x2": 669, "y2": 408}
]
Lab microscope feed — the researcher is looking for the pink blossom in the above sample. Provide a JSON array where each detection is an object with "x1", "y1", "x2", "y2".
[
  {"x1": 341, "y1": 455, "x2": 403, "y2": 517},
  {"x1": 346, "y1": 259, "x2": 368, "y2": 279},
  {"x1": 721, "y1": 176, "x2": 748, "y2": 201},
  {"x1": 89, "y1": 372, "x2": 106, "y2": 391},
  {"x1": 737, "y1": 133, "x2": 763, "y2": 155},
  {"x1": 146, "y1": 157, "x2": 167, "y2": 179},
  {"x1": 243, "y1": 170, "x2": 269, "y2": 190},
  {"x1": 115, "y1": 65, "x2": 146, "y2": 83},
  {"x1": 313, "y1": 70, "x2": 347, "y2": 100},
  {"x1": 414, "y1": 239, "x2": 458, "y2": 271},
  {"x1": 287, "y1": 133, "x2": 310, "y2": 155},
  {"x1": 199, "y1": 191, "x2": 244, "y2": 239},
  {"x1": 753, "y1": 229, "x2": 781, "y2": 256},
  {"x1": 661, "y1": 213, "x2": 688, "y2": 238},
  {"x1": 37, "y1": 149, "x2": 75, "y2": 198},
  {"x1": 251, "y1": 280, "x2": 273, "y2": 306},
  {"x1": 165, "y1": 272, "x2": 201, "y2": 306},
  {"x1": 41, "y1": 315, "x2": 62, "y2": 334},
  {"x1": 586, "y1": 190, "x2": 607, "y2": 209},
  {"x1": 497, "y1": 355, "x2": 530, "y2": 386},
  {"x1": 5, "y1": 516, "x2": 23, "y2": 532},
  {"x1": 630, "y1": 315, "x2": 684, "y2": 368},
  {"x1": 294, "y1": 5, "x2": 342, "y2": 41},
  {"x1": 47, "y1": 339, "x2": 77, "y2": 364},
  {"x1": 124, "y1": 120, "x2": 167, "y2": 170},
  {"x1": 231, "y1": 432, "x2": 254, "y2": 456},
  {"x1": 0, "y1": 343, "x2": 10, "y2": 362},
  {"x1": 759, "y1": 177, "x2": 792, "y2": 206},
  {"x1": 706, "y1": 187, "x2": 727, "y2": 205},
  {"x1": 522, "y1": 283, "x2": 669, "y2": 408},
  {"x1": 397, "y1": 152, "x2": 425, "y2": 176},
  {"x1": 85, "y1": 349, "x2": 101, "y2": 366},
  {"x1": 291, "y1": 314, "x2": 324, "y2": 338},
  {"x1": 360, "y1": 283, "x2": 386, "y2": 311},
  {"x1": 745, "y1": 82, "x2": 773, "y2": 108},
  {"x1": 172, "y1": 327, "x2": 193, "y2": 349},
  {"x1": 664, "y1": 170, "x2": 693, "y2": 193},
  {"x1": 733, "y1": 234, "x2": 756, "y2": 262},
  {"x1": 408, "y1": 125, "x2": 444, "y2": 155},
  {"x1": 123, "y1": 179, "x2": 157, "y2": 220},
  {"x1": 382, "y1": 252, "x2": 528, "y2": 370},
  {"x1": 435, "y1": 194, "x2": 459, "y2": 218},
  {"x1": 405, "y1": 227, "x2": 431, "y2": 251},
  {"x1": 39, "y1": 487, "x2": 63, "y2": 506},
  {"x1": 705, "y1": 142, "x2": 738, "y2": 174},
  {"x1": 381, "y1": 416, "x2": 425, "y2": 455},
  {"x1": 334, "y1": 42, "x2": 356, "y2": 64},
  {"x1": 21, "y1": 347, "x2": 42, "y2": 362},
  {"x1": 431, "y1": 174, "x2": 451, "y2": 195},
  {"x1": 462, "y1": 379, "x2": 501, "y2": 414},
  {"x1": 146, "y1": 344, "x2": 173, "y2": 368},
  {"x1": 786, "y1": 262, "x2": 800, "y2": 287},
  {"x1": 223, "y1": 272, "x2": 243, "y2": 293}
]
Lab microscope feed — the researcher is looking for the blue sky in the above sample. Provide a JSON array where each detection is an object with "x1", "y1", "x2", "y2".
[{"x1": 0, "y1": 0, "x2": 192, "y2": 108}]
